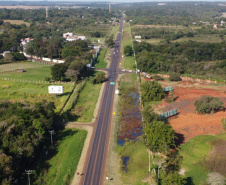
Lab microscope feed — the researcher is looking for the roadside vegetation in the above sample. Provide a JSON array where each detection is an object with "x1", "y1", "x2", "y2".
[
  {"x1": 94, "y1": 48, "x2": 107, "y2": 68},
  {"x1": 35, "y1": 129, "x2": 87, "y2": 185}
]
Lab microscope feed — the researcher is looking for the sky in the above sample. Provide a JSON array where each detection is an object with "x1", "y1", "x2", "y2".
[{"x1": 4, "y1": 0, "x2": 226, "y2": 2}]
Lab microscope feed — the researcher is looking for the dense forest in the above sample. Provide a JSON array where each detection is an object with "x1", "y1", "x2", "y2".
[
  {"x1": 134, "y1": 41, "x2": 226, "y2": 79},
  {"x1": 125, "y1": 2, "x2": 226, "y2": 26},
  {"x1": 0, "y1": 101, "x2": 56, "y2": 184}
]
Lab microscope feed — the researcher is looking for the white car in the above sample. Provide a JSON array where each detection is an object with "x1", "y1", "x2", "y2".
[{"x1": 121, "y1": 69, "x2": 126, "y2": 72}]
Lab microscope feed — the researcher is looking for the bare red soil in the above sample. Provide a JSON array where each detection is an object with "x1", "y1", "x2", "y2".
[{"x1": 155, "y1": 81, "x2": 226, "y2": 142}]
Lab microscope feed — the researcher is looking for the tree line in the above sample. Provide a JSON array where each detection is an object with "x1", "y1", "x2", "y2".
[{"x1": 134, "y1": 41, "x2": 226, "y2": 80}]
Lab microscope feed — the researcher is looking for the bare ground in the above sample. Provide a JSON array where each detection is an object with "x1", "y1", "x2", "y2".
[{"x1": 155, "y1": 81, "x2": 226, "y2": 142}]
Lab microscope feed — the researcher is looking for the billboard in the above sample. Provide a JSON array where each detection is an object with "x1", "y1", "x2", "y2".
[
  {"x1": 48, "y1": 86, "x2": 63, "y2": 94},
  {"x1": 134, "y1": 36, "x2": 141, "y2": 39}
]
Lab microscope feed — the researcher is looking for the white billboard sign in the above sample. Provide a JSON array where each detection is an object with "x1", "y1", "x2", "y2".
[{"x1": 48, "y1": 86, "x2": 63, "y2": 94}]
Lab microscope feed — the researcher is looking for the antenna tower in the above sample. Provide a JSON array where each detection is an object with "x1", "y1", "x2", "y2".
[
  {"x1": 46, "y1": 7, "x2": 48, "y2": 18},
  {"x1": 109, "y1": 4, "x2": 111, "y2": 13}
]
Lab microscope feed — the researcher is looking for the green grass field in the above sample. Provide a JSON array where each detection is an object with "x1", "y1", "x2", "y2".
[
  {"x1": 94, "y1": 48, "x2": 108, "y2": 68},
  {"x1": 0, "y1": 80, "x2": 73, "y2": 113},
  {"x1": 0, "y1": 66, "x2": 51, "y2": 81},
  {"x1": 117, "y1": 141, "x2": 149, "y2": 185},
  {"x1": 37, "y1": 129, "x2": 87, "y2": 185},
  {"x1": 179, "y1": 134, "x2": 226, "y2": 185},
  {"x1": 121, "y1": 23, "x2": 135, "y2": 70},
  {"x1": 0, "y1": 62, "x2": 49, "y2": 72},
  {"x1": 4, "y1": 19, "x2": 30, "y2": 27},
  {"x1": 70, "y1": 71, "x2": 104, "y2": 122}
]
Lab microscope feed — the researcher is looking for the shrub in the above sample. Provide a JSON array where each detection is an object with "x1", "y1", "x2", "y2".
[
  {"x1": 152, "y1": 75, "x2": 163, "y2": 81},
  {"x1": 194, "y1": 96, "x2": 224, "y2": 114},
  {"x1": 169, "y1": 73, "x2": 182, "y2": 81}
]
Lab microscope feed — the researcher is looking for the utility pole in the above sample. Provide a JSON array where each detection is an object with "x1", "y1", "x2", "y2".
[
  {"x1": 49, "y1": 130, "x2": 54, "y2": 145},
  {"x1": 25, "y1": 170, "x2": 32, "y2": 185}
]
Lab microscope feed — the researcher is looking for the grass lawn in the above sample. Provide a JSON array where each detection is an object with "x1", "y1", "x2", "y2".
[
  {"x1": 37, "y1": 129, "x2": 87, "y2": 185},
  {"x1": 111, "y1": 25, "x2": 120, "y2": 40},
  {"x1": 0, "y1": 62, "x2": 49, "y2": 72},
  {"x1": 0, "y1": 66, "x2": 51, "y2": 81},
  {"x1": 4, "y1": 19, "x2": 30, "y2": 27},
  {"x1": 179, "y1": 134, "x2": 226, "y2": 185},
  {"x1": 94, "y1": 48, "x2": 108, "y2": 68},
  {"x1": 117, "y1": 141, "x2": 149, "y2": 185},
  {"x1": 70, "y1": 71, "x2": 104, "y2": 122},
  {"x1": 0, "y1": 80, "x2": 73, "y2": 113},
  {"x1": 120, "y1": 73, "x2": 137, "y2": 89}
]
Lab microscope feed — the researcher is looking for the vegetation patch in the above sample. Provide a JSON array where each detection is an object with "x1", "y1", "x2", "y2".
[
  {"x1": 0, "y1": 80, "x2": 73, "y2": 113},
  {"x1": 94, "y1": 48, "x2": 107, "y2": 68},
  {"x1": 179, "y1": 134, "x2": 226, "y2": 185},
  {"x1": 0, "y1": 62, "x2": 49, "y2": 72},
  {"x1": 36, "y1": 129, "x2": 87, "y2": 185},
  {"x1": 116, "y1": 141, "x2": 149, "y2": 185},
  {"x1": 0, "y1": 66, "x2": 52, "y2": 81},
  {"x1": 70, "y1": 71, "x2": 104, "y2": 122}
]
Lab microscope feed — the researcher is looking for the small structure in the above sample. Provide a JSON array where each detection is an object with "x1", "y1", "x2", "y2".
[
  {"x1": 160, "y1": 109, "x2": 177, "y2": 119},
  {"x1": 17, "y1": 69, "x2": 25, "y2": 72},
  {"x1": 141, "y1": 72, "x2": 151, "y2": 79},
  {"x1": 164, "y1": 86, "x2": 173, "y2": 92}
]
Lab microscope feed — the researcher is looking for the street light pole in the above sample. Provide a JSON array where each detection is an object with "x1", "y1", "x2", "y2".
[
  {"x1": 25, "y1": 170, "x2": 32, "y2": 185},
  {"x1": 49, "y1": 130, "x2": 54, "y2": 145}
]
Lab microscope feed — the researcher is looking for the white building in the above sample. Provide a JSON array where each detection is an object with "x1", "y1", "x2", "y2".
[
  {"x1": 20, "y1": 37, "x2": 33, "y2": 47},
  {"x1": 63, "y1": 32, "x2": 86, "y2": 42}
]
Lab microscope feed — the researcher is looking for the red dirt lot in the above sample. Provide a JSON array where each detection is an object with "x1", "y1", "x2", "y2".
[{"x1": 155, "y1": 81, "x2": 226, "y2": 143}]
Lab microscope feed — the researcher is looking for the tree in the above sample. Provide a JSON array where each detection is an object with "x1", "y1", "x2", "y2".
[
  {"x1": 169, "y1": 73, "x2": 182, "y2": 81},
  {"x1": 61, "y1": 46, "x2": 82, "y2": 59},
  {"x1": 142, "y1": 104, "x2": 159, "y2": 123},
  {"x1": 93, "y1": 73, "x2": 106, "y2": 84},
  {"x1": 51, "y1": 64, "x2": 67, "y2": 81},
  {"x1": 68, "y1": 60, "x2": 86, "y2": 76},
  {"x1": 65, "y1": 69, "x2": 78, "y2": 81},
  {"x1": 124, "y1": 45, "x2": 133, "y2": 56},
  {"x1": 143, "y1": 121, "x2": 176, "y2": 154},
  {"x1": 160, "y1": 172, "x2": 187, "y2": 185},
  {"x1": 194, "y1": 96, "x2": 224, "y2": 114},
  {"x1": 105, "y1": 35, "x2": 115, "y2": 48},
  {"x1": 141, "y1": 81, "x2": 165, "y2": 102},
  {"x1": 0, "y1": 151, "x2": 13, "y2": 185}
]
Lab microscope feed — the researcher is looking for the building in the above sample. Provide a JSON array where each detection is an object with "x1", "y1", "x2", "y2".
[
  {"x1": 20, "y1": 38, "x2": 33, "y2": 47},
  {"x1": 63, "y1": 32, "x2": 86, "y2": 41}
]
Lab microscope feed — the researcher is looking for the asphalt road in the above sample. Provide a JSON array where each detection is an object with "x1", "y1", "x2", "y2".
[{"x1": 80, "y1": 18, "x2": 124, "y2": 185}]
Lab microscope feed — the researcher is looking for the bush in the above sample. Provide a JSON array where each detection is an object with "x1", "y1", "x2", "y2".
[
  {"x1": 194, "y1": 96, "x2": 224, "y2": 114},
  {"x1": 152, "y1": 75, "x2": 163, "y2": 81},
  {"x1": 169, "y1": 73, "x2": 182, "y2": 81}
]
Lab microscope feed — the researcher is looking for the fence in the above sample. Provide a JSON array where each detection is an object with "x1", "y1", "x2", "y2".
[
  {"x1": 0, "y1": 78, "x2": 74, "y2": 85},
  {"x1": 157, "y1": 74, "x2": 217, "y2": 84},
  {"x1": 0, "y1": 65, "x2": 52, "y2": 73}
]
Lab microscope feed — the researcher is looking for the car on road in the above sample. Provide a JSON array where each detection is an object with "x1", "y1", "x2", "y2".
[{"x1": 91, "y1": 67, "x2": 95, "y2": 69}]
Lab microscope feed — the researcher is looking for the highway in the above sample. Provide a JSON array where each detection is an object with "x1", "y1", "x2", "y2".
[{"x1": 80, "y1": 18, "x2": 124, "y2": 185}]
